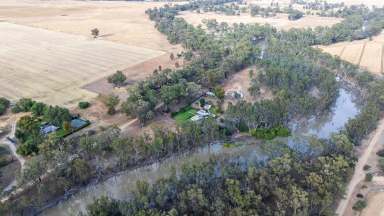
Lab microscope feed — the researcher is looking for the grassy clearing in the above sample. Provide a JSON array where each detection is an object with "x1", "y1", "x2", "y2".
[{"x1": 172, "y1": 106, "x2": 197, "y2": 124}]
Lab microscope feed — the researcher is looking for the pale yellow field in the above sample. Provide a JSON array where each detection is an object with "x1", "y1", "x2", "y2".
[
  {"x1": 319, "y1": 33, "x2": 384, "y2": 75},
  {"x1": 341, "y1": 43, "x2": 364, "y2": 65},
  {"x1": 360, "y1": 42, "x2": 383, "y2": 74},
  {"x1": 178, "y1": 11, "x2": 343, "y2": 30},
  {"x1": 0, "y1": 0, "x2": 182, "y2": 107},
  {"x1": 0, "y1": 22, "x2": 164, "y2": 106},
  {"x1": 0, "y1": 0, "x2": 180, "y2": 52}
]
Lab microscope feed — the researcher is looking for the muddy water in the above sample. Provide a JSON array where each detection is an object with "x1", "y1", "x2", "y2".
[{"x1": 42, "y1": 88, "x2": 359, "y2": 216}]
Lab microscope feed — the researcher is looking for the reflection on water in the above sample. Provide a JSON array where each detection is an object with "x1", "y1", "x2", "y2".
[
  {"x1": 42, "y1": 88, "x2": 359, "y2": 216},
  {"x1": 291, "y1": 88, "x2": 359, "y2": 139},
  {"x1": 42, "y1": 143, "x2": 262, "y2": 216}
]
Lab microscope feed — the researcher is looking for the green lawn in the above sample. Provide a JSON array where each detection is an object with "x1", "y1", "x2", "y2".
[{"x1": 172, "y1": 106, "x2": 197, "y2": 124}]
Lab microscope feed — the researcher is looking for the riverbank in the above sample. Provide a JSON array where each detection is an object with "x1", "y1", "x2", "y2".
[{"x1": 40, "y1": 86, "x2": 361, "y2": 215}]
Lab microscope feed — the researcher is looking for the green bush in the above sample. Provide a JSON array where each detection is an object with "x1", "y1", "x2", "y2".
[
  {"x1": 199, "y1": 98, "x2": 206, "y2": 107},
  {"x1": 365, "y1": 173, "x2": 373, "y2": 182},
  {"x1": 12, "y1": 98, "x2": 35, "y2": 113},
  {"x1": 0, "y1": 104, "x2": 6, "y2": 116},
  {"x1": 0, "y1": 97, "x2": 10, "y2": 115},
  {"x1": 352, "y1": 200, "x2": 367, "y2": 211},
  {"x1": 250, "y1": 126, "x2": 290, "y2": 140},
  {"x1": 79, "y1": 101, "x2": 91, "y2": 109},
  {"x1": 377, "y1": 149, "x2": 384, "y2": 157},
  {"x1": 379, "y1": 158, "x2": 384, "y2": 172},
  {"x1": 363, "y1": 165, "x2": 371, "y2": 171}
]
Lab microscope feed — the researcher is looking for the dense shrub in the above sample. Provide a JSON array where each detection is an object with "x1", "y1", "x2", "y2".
[
  {"x1": 250, "y1": 126, "x2": 290, "y2": 140},
  {"x1": 0, "y1": 97, "x2": 10, "y2": 115},
  {"x1": 352, "y1": 200, "x2": 367, "y2": 211},
  {"x1": 363, "y1": 164, "x2": 371, "y2": 171},
  {"x1": 377, "y1": 149, "x2": 384, "y2": 157},
  {"x1": 78, "y1": 101, "x2": 91, "y2": 109},
  {"x1": 12, "y1": 98, "x2": 34, "y2": 113},
  {"x1": 365, "y1": 173, "x2": 373, "y2": 182}
]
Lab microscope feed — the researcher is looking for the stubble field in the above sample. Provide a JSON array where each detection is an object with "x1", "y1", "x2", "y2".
[
  {"x1": 0, "y1": 0, "x2": 180, "y2": 107},
  {"x1": 319, "y1": 33, "x2": 384, "y2": 75}
]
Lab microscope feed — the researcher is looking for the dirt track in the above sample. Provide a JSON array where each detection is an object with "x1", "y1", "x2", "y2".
[{"x1": 336, "y1": 119, "x2": 384, "y2": 216}]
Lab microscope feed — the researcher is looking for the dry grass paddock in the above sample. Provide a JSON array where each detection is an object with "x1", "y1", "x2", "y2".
[
  {"x1": 0, "y1": 22, "x2": 164, "y2": 106},
  {"x1": 318, "y1": 33, "x2": 384, "y2": 75},
  {"x1": 0, "y1": 0, "x2": 181, "y2": 107}
]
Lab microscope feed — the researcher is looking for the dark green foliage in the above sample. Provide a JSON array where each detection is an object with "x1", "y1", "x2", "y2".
[
  {"x1": 15, "y1": 116, "x2": 43, "y2": 156},
  {"x1": 199, "y1": 98, "x2": 206, "y2": 107},
  {"x1": 31, "y1": 102, "x2": 47, "y2": 116},
  {"x1": 78, "y1": 101, "x2": 91, "y2": 109},
  {"x1": 250, "y1": 126, "x2": 290, "y2": 140},
  {"x1": 88, "y1": 139, "x2": 354, "y2": 215},
  {"x1": 352, "y1": 200, "x2": 367, "y2": 211},
  {"x1": 250, "y1": 5, "x2": 279, "y2": 17},
  {"x1": 87, "y1": 196, "x2": 122, "y2": 216},
  {"x1": 287, "y1": 9, "x2": 304, "y2": 20},
  {"x1": 224, "y1": 99, "x2": 288, "y2": 131},
  {"x1": 12, "y1": 98, "x2": 34, "y2": 113},
  {"x1": 365, "y1": 173, "x2": 373, "y2": 182},
  {"x1": 0, "y1": 97, "x2": 10, "y2": 115},
  {"x1": 12, "y1": 99, "x2": 72, "y2": 156},
  {"x1": 377, "y1": 149, "x2": 384, "y2": 157},
  {"x1": 345, "y1": 102, "x2": 380, "y2": 145},
  {"x1": 43, "y1": 105, "x2": 72, "y2": 127},
  {"x1": 379, "y1": 158, "x2": 384, "y2": 172},
  {"x1": 104, "y1": 95, "x2": 120, "y2": 115},
  {"x1": 108, "y1": 71, "x2": 127, "y2": 87}
]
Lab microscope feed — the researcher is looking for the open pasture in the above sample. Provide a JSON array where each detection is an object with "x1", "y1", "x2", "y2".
[
  {"x1": 319, "y1": 33, "x2": 384, "y2": 75},
  {"x1": 0, "y1": 22, "x2": 164, "y2": 106},
  {"x1": 178, "y1": 11, "x2": 342, "y2": 30}
]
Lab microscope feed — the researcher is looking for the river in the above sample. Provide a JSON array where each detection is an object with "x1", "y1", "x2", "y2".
[{"x1": 42, "y1": 87, "x2": 359, "y2": 216}]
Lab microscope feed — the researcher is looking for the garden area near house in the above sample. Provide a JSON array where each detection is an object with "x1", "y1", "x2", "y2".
[
  {"x1": 171, "y1": 106, "x2": 197, "y2": 124},
  {"x1": 12, "y1": 98, "x2": 90, "y2": 156}
]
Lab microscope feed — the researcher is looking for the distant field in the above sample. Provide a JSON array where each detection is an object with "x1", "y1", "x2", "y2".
[
  {"x1": 326, "y1": 0, "x2": 384, "y2": 7},
  {"x1": 318, "y1": 33, "x2": 384, "y2": 75},
  {"x1": 0, "y1": 22, "x2": 164, "y2": 106},
  {"x1": 0, "y1": 0, "x2": 179, "y2": 51},
  {"x1": 178, "y1": 11, "x2": 342, "y2": 30},
  {"x1": 246, "y1": 0, "x2": 384, "y2": 7}
]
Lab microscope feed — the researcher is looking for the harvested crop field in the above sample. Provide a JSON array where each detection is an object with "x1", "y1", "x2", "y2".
[
  {"x1": 319, "y1": 33, "x2": 384, "y2": 75},
  {"x1": 0, "y1": 22, "x2": 164, "y2": 106},
  {"x1": 0, "y1": 0, "x2": 180, "y2": 51},
  {"x1": 178, "y1": 11, "x2": 342, "y2": 30},
  {"x1": 0, "y1": 0, "x2": 182, "y2": 107}
]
